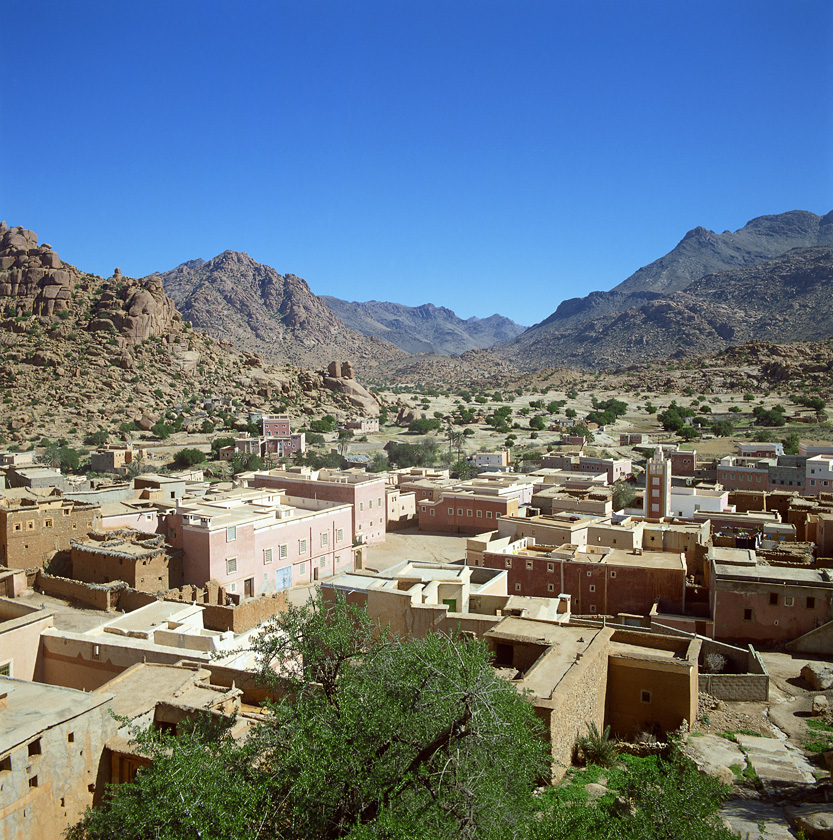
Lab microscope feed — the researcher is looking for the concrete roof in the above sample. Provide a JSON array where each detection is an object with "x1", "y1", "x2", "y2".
[
  {"x1": 485, "y1": 619, "x2": 603, "y2": 699},
  {"x1": 713, "y1": 563, "x2": 833, "y2": 586},
  {"x1": 95, "y1": 662, "x2": 236, "y2": 720},
  {"x1": 0, "y1": 677, "x2": 113, "y2": 755}
]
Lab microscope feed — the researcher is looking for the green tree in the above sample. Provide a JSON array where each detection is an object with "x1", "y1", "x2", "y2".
[
  {"x1": 529, "y1": 415, "x2": 546, "y2": 431},
  {"x1": 173, "y1": 448, "x2": 206, "y2": 468},
  {"x1": 611, "y1": 480, "x2": 637, "y2": 511},
  {"x1": 210, "y1": 436, "x2": 236, "y2": 458},
  {"x1": 150, "y1": 422, "x2": 174, "y2": 441},
  {"x1": 69, "y1": 594, "x2": 548, "y2": 840}
]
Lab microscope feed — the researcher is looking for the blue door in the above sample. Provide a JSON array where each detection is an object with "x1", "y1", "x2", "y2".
[{"x1": 275, "y1": 566, "x2": 292, "y2": 591}]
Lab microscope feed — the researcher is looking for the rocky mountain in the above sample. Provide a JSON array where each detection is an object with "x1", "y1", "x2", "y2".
[
  {"x1": 0, "y1": 225, "x2": 382, "y2": 446},
  {"x1": 320, "y1": 297, "x2": 525, "y2": 355},
  {"x1": 521, "y1": 209, "x2": 833, "y2": 338},
  {"x1": 497, "y1": 247, "x2": 833, "y2": 370},
  {"x1": 152, "y1": 251, "x2": 405, "y2": 370}
]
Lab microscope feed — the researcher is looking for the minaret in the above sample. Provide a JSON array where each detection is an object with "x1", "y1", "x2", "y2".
[{"x1": 644, "y1": 447, "x2": 672, "y2": 518}]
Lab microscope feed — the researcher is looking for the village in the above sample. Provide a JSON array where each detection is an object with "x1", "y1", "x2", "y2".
[{"x1": 2, "y1": 380, "x2": 833, "y2": 838}]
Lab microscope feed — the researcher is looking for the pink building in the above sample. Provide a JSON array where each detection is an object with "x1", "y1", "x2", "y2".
[
  {"x1": 262, "y1": 414, "x2": 291, "y2": 437},
  {"x1": 166, "y1": 488, "x2": 354, "y2": 595},
  {"x1": 252, "y1": 468, "x2": 388, "y2": 544},
  {"x1": 806, "y1": 455, "x2": 833, "y2": 497}
]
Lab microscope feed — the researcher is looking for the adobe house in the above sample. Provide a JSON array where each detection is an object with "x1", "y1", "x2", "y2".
[
  {"x1": 482, "y1": 617, "x2": 700, "y2": 779},
  {"x1": 0, "y1": 491, "x2": 100, "y2": 569},
  {"x1": 70, "y1": 529, "x2": 183, "y2": 591}
]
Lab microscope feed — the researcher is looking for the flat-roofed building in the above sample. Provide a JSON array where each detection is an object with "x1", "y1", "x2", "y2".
[{"x1": 478, "y1": 539, "x2": 686, "y2": 617}]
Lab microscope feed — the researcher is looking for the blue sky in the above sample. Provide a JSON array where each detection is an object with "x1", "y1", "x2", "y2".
[{"x1": 2, "y1": 1, "x2": 831, "y2": 327}]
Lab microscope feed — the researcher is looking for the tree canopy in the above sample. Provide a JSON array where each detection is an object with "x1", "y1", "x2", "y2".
[{"x1": 68, "y1": 594, "x2": 548, "y2": 840}]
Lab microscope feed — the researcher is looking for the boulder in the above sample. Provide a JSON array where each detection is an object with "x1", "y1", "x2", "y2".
[
  {"x1": 802, "y1": 663, "x2": 833, "y2": 690},
  {"x1": 786, "y1": 805, "x2": 833, "y2": 839},
  {"x1": 813, "y1": 695, "x2": 830, "y2": 716},
  {"x1": 136, "y1": 412, "x2": 158, "y2": 432}
]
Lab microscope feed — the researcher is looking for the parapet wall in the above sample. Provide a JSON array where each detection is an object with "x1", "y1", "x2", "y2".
[{"x1": 34, "y1": 572, "x2": 288, "y2": 633}]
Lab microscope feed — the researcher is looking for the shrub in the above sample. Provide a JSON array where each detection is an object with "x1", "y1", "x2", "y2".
[{"x1": 576, "y1": 722, "x2": 617, "y2": 767}]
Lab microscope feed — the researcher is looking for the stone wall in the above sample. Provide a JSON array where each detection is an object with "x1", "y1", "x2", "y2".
[
  {"x1": 36, "y1": 572, "x2": 125, "y2": 611},
  {"x1": 546, "y1": 628, "x2": 612, "y2": 780},
  {"x1": 202, "y1": 591, "x2": 288, "y2": 633},
  {"x1": 698, "y1": 673, "x2": 769, "y2": 702}
]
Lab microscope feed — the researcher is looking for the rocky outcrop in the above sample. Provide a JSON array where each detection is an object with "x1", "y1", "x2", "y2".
[
  {"x1": 0, "y1": 222, "x2": 75, "y2": 316},
  {"x1": 151, "y1": 251, "x2": 405, "y2": 370},
  {"x1": 496, "y1": 247, "x2": 833, "y2": 370},
  {"x1": 500, "y1": 209, "x2": 833, "y2": 366},
  {"x1": 90, "y1": 273, "x2": 181, "y2": 344}
]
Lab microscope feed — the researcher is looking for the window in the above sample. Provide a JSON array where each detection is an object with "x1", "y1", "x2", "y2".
[
  {"x1": 467, "y1": 509, "x2": 473, "y2": 517},
  {"x1": 421, "y1": 506, "x2": 426, "y2": 512},
  {"x1": 458, "y1": 509, "x2": 464, "y2": 516},
  {"x1": 589, "y1": 585, "x2": 596, "y2": 593},
  {"x1": 44, "y1": 519, "x2": 52, "y2": 528},
  {"x1": 586, "y1": 571, "x2": 592, "y2": 577},
  {"x1": 360, "y1": 502, "x2": 363, "y2": 511},
  {"x1": 368, "y1": 499, "x2": 373, "y2": 509},
  {"x1": 226, "y1": 526, "x2": 237, "y2": 542},
  {"x1": 299, "y1": 562, "x2": 306, "y2": 574},
  {"x1": 589, "y1": 605, "x2": 597, "y2": 614},
  {"x1": 609, "y1": 570, "x2": 616, "y2": 578},
  {"x1": 28, "y1": 739, "x2": 41, "y2": 757},
  {"x1": 26, "y1": 521, "x2": 34, "y2": 531},
  {"x1": 505, "y1": 558, "x2": 512, "y2": 568},
  {"x1": 67, "y1": 732, "x2": 74, "y2": 743},
  {"x1": 476, "y1": 510, "x2": 482, "y2": 518},
  {"x1": 769, "y1": 593, "x2": 778, "y2": 606},
  {"x1": 641, "y1": 690, "x2": 652, "y2": 704},
  {"x1": 547, "y1": 562, "x2": 554, "y2": 573},
  {"x1": 336, "y1": 528, "x2": 344, "y2": 542},
  {"x1": 321, "y1": 532, "x2": 329, "y2": 548},
  {"x1": 278, "y1": 544, "x2": 288, "y2": 560},
  {"x1": 263, "y1": 548, "x2": 273, "y2": 564},
  {"x1": 0, "y1": 661, "x2": 10, "y2": 677},
  {"x1": 547, "y1": 583, "x2": 555, "y2": 592},
  {"x1": 448, "y1": 508, "x2": 454, "y2": 515},
  {"x1": 430, "y1": 509, "x2": 435, "y2": 516},
  {"x1": 785, "y1": 596, "x2": 794, "y2": 606},
  {"x1": 807, "y1": 597, "x2": 816, "y2": 609},
  {"x1": 226, "y1": 557, "x2": 237, "y2": 575},
  {"x1": 526, "y1": 559, "x2": 534, "y2": 570},
  {"x1": 486, "y1": 511, "x2": 492, "y2": 519},
  {"x1": 13, "y1": 523, "x2": 21, "y2": 532},
  {"x1": 652, "y1": 477, "x2": 659, "y2": 485},
  {"x1": 743, "y1": 608, "x2": 753, "y2": 621},
  {"x1": 299, "y1": 538, "x2": 307, "y2": 554},
  {"x1": 28, "y1": 775, "x2": 38, "y2": 788},
  {"x1": 514, "y1": 583, "x2": 521, "y2": 592},
  {"x1": 0, "y1": 756, "x2": 10, "y2": 773}
]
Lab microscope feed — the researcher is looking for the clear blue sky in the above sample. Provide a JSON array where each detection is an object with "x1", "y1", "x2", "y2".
[{"x1": 2, "y1": 1, "x2": 831, "y2": 327}]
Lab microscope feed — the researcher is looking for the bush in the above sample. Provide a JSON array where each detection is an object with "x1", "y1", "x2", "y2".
[
  {"x1": 576, "y1": 722, "x2": 617, "y2": 767},
  {"x1": 174, "y1": 448, "x2": 206, "y2": 468},
  {"x1": 84, "y1": 430, "x2": 109, "y2": 446}
]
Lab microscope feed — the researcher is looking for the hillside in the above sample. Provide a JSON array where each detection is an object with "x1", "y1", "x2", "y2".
[
  {"x1": 516, "y1": 209, "x2": 833, "y2": 342},
  {"x1": 320, "y1": 297, "x2": 525, "y2": 354},
  {"x1": 496, "y1": 247, "x2": 833, "y2": 370},
  {"x1": 152, "y1": 251, "x2": 405, "y2": 370},
  {"x1": 0, "y1": 224, "x2": 381, "y2": 445}
]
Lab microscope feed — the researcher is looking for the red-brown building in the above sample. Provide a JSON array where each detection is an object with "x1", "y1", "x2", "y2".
[
  {"x1": 418, "y1": 490, "x2": 519, "y2": 534},
  {"x1": 476, "y1": 540, "x2": 686, "y2": 616}
]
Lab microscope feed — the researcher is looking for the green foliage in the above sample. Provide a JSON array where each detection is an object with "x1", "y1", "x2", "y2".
[
  {"x1": 200, "y1": 418, "x2": 215, "y2": 434},
  {"x1": 565, "y1": 407, "x2": 577, "y2": 419},
  {"x1": 407, "y1": 417, "x2": 441, "y2": 434},
  {"x1": 309, "y1": 415, "x2": 338, "y2": 433},
  {"x1": 83, "y1": 430, "x2": 109, "y2": 446},
  {"x1": 230, "y1": 452, "x2": 265, "y2": 474},
  {"x1": 782, "y1": 431, "x2": 801, "y2": 455},
  {"x1": 173, "y1": 448, "x2": 206, "y2": 468},
  {"x1": 678, "y1": 425, "x2": 699, "y2": 441},
  {"x1": 611, "y1": 480, "x2": 638, "y2": 511},
  {"x1": 658, "y1": 401, "x2": 695, "y2": 432},
  {"x1": 386, "y1": 440, "x2": 438, "y2": 468},
  {"x1": 795, "y1": 394, "x2": 826, "y2": 411},
  {"x1": 70, "y1": 595, "x2": 548, "y2": 840},
  {"x1": 150, "y1": 422, "x2": 174, "y2": 441},
  {"x1": 586, "y1": 397, "x2": 627, "y2": 427},
  {"x1": 711, "y1": 419, "x2": 734, "y2": 437},
  {"x1": 537, "y1": 746, "x2": 737, "y2": 840},
  {"x1": 728, "y1": 405, "x2": 742, "y2": 413},
  {"x1": 529, "y1": 415, "x2": 546, "y2": 431},
  {"x1": 210, "y1": 436, "x2": 236, "y2": 458},
  {"x1": 369, "y1": 451, "x2": 389, "y2": 472},
  {"x1": 305, "y1": 431, "x2": 326, "y2": 446},
  {"x1": 576, "y1": 722, "x2": 617, "y2": 767},
  {"x1": 450, "y1": 459, "x2": 477, "y2": 479},
  {"x1": 752, "y1": 404, "x2": 786, "y2": 427}
]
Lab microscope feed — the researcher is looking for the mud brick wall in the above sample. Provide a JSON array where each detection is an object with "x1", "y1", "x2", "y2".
[{"x1": 698, "y1": 673, "x2": 769, "y2": 701}]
